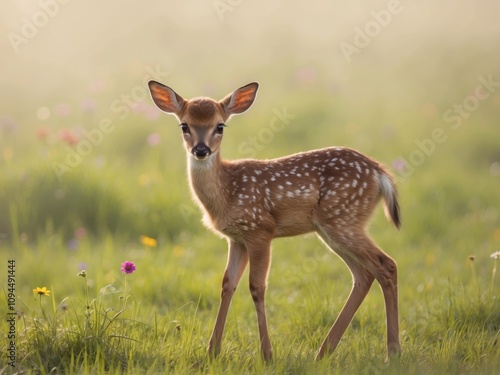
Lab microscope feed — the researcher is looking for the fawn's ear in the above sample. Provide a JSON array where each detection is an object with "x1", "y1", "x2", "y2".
[
  {"x1": 148, "y1": 81, "x2": 185, "y2": 118},
  {"x1": 220, "y1": 82, "x2": 259, "y2": 118}
]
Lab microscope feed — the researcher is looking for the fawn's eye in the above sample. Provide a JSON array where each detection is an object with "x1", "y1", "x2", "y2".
[
  {"x1": 180, "y1": 123, "x2": 190, "y2": 134},
  {"x1": 216, "y1": 123, "x2": 225, "y2": 134}
]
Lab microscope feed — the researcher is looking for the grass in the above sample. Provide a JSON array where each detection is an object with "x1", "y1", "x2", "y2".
[
  {"x1": 1, "y1": 52, "x2": 500, "y2": 373},
  {"x1": 1, "y1": 239, "x2": 499, "y2": 374}
]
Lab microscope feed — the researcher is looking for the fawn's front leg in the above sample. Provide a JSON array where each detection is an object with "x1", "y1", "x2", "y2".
[
  {"x1": 208, "y1": 240, "x2": 248, "y2": 357},
  {"x1": 246, "y1": 236, "x2": 273, "y2": 362}
]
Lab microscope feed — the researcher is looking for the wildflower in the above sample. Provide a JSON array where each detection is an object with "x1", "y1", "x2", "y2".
[
  {"x1": 392, "y1": 158, "x2": 407, "y2": 174},
  {"x1": 138, "y1": 174, "x2": 150, "y2": 187},
  {"x1": 2, "y1": 148, "x2": 13, "y2": 162},
  {"x1": 77, "y1": 270, "x2": 87, "y2": 278},
  {"x1": 88, "y1": 79, "x2": 105, "y2": 94},
  {"x1": 145, "y1": 106, "x2": 160, "y2": 121},
  {"x1": 132, "y1": 101, "x2": 148, "y2": 114},
  {"x1": 77, "y1": 262, "x2": 88, "y2": 272},
  {"x1": 173, "y1": 245, "x2": 184, "y2": 258},
  {"x1": 140, "y1": 235, "x2": 157, "y2": 247},
  {"x1": 33, "y1": 287, "x2": 51, "y2": 296},
  {"x1": 147, "y1": 132, "x2": 161, "y2": 146},
  {"x1": 36, "y1": 106, "x2": 50, "y2": 120},
  {"x1": 36, "y1": 127, "x2": 50, "y2": 140},
  {"x1": 67, "y1": 238, "x2": 79, "y2": 251},
  {"x1": 1, "y1": 116, "x2": 18, "y2": 134},
  {"x1": 121, "y1": 261, "x2": 136, "y2": 274},
  {"x1": 59, "y1": 129, "x2": 79, "y2": 145},
  {"x1": 81, "y1": 98, "x2": 97, "y2": 113},
  {"x1": 294, "y1": 67, "x2": 317, "y2": 86},
  {"x1": 491, "y1": 251, "x2": 500, "y2": 260},
  {"x1": 54, "y1": 103, "x2": 71, "y2": 117},
  {"x1": 74, "y1": 227, "x2": 87, "y2": 240}
]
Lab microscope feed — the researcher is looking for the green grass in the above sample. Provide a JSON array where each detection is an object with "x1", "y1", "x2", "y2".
[
  {"x1": 1, "y1": 52, "x2": 500, "y2": 373},
  {"x1": 1, "y1": 237, "x2": 499, "y2": 374}
]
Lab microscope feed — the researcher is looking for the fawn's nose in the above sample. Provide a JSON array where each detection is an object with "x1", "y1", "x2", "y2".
[{"x1": 192, "y1": 143, "x2": 211, "y2": 159}]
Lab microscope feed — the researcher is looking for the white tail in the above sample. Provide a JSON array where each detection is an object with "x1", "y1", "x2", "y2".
[{"x1": 148, "y1": 80, "x2": 402, "y2": 361}]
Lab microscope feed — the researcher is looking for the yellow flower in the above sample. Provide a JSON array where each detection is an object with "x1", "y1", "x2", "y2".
[
  {"x1": 140, "y1": 235, "x2": 157, "y2": 248},
  {"x1": 173, "y1": 245, "x2": 184, "y2": 257},
  {"x1": 138, "y1": 174, "x2": 150, "y2": 187},
  {"x1": 33, "y1": 287, "x2": 51, "y2": 296}
]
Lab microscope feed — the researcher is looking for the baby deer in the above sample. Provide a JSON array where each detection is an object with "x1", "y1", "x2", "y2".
[{"x1": 148, "y1": 80, "x2": 401, "y2": 361}]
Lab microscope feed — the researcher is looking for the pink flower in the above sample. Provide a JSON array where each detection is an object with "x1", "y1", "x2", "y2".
[
  {"x1": 132, "y1": 101, "x2": 148, "y2": 114},
  {"x1": 55, "y1": 103, "x2": 72, "y2": 117},
  {"x1": 121, "y1": 261, "x2": 136, "y2": 274},
  {"x1": 145, "y1": 106, "x2": 160, "y2": 121},
  {"x1": 147, "y1": 133, "x2": 161, "y2": 146},
  {"x1": 59, "y1": 129, "x2": 79, "y2": 145},
  {"x1": 81, "y1": 98, "x2": 97, "y2": 113},
  {"x1": 392, "y1": 158, "x2": 407, "y2": 173},
  {"x1": 74, "y1": 227, "x2": 87, "y2": 240},
  {"x1": 36, "y1": 127, "x2": 50, "y2": 140},
  {"x1": 88, "y1": 80, "x2": 105, "y2": 94}
]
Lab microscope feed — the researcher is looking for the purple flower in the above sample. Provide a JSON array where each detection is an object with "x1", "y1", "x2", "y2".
[
  {"x1": 81, "y1": 98, "x2": 97, "y2": 113},
  {"x1": 391, "y1": 158, "x2": 407, "y2": 174},
  {"x1": 67, "y1": 238, "x2": 79, "y2": 251},
  {"x1": 77, "y1": 262, "x2": 88, "y2": 272},
  {"x1": 121, "y1": 261, "x2": 136, "y2": 274},
  {"x1": 54, "y1": 103, "x2": 72, "y2": 117}
]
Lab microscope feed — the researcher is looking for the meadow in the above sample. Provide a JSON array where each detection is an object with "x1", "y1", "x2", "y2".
[{"x1": 1, "y1": 3, "x2": 500, "y2": 370}]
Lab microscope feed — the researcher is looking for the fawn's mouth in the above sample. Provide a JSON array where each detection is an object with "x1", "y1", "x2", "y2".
[{"x1": 193, "y1": 154, "x2": 210, "y2": 160}]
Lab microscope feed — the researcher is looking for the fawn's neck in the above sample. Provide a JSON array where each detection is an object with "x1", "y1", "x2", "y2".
[{"x1": 187, "y1": 152, "x2": 229, "y2": 217}]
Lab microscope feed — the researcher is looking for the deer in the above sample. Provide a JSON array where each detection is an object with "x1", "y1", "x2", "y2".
[{"x1": 148, "y1": 80, "x2": 402, "y2": 362}]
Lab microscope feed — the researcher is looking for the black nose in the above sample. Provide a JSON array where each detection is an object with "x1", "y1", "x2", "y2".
[{"x1": 192, "y1": 144, "x2": 211, "y2": 159}]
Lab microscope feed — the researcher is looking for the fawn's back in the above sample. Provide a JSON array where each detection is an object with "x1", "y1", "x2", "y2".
[{"x1": 197, "y1": 146, "x2": 398, "y2": 241}]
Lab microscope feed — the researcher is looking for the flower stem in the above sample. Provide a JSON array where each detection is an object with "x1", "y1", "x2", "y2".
[{"x1": 491, "y1": 258, "x2": 497, "y2": 298}]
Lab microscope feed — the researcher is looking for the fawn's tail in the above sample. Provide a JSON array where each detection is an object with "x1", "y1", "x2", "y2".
[{"x1": 378, "y1": 170, "x2": 401, "y2": 229}]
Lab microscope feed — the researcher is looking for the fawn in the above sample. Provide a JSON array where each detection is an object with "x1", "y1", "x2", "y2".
[{"x1": 148, "y1": 80, "x2": 401, "y2": 361}]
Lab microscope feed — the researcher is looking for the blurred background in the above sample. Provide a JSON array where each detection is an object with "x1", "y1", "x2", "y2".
[
  {"x1": 0, "y1": 0, "x2": 499, "y2": 248},
  {"x1": 1, "y1": 4, "x2": 499, "y2": 371}
]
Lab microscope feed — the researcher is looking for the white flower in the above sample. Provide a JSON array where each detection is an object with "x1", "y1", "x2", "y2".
[{"x1": 490, "y1": 251, "x2": 500, "y2": 260}]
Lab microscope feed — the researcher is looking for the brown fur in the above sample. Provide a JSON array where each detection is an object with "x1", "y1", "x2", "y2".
[{"x1": 148, "y1": 80, "x2": 402, "y2": 362}]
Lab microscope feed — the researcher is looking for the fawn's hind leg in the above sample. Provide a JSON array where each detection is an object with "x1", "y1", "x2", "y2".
[{"x1": 315, "y1": 225, "x2": 400, "y2": 360}]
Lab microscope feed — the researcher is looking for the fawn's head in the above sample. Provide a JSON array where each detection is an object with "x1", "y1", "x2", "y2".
[{"x1": 148, "y1": 81, "x2": 259, "y2": 161}]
